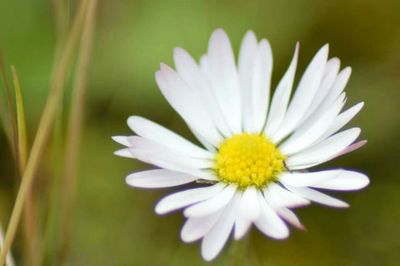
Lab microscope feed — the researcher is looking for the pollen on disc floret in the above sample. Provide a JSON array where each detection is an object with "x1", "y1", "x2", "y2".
[{"x1": 214, "y1": 133, "x2": 285, "y2": 189}]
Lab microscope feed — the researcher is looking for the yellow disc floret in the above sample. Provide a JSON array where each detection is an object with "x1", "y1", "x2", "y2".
[{"x1": 214, "y1": 133, "x2": 285, "y2": 189}]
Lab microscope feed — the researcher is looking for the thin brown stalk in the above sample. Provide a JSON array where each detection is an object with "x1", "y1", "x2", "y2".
[
  {"x1": 0, "y1": 1, "x2": 89, "y2": 264},
  {"x1": 58, "y1": 0, "x2": 96, "y2": 263}
]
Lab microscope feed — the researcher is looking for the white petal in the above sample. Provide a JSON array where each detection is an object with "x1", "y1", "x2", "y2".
[
  {"x1": 199, "y1": 54, "x2": 211, "y2": 78},
  {"x1": 181, "y1": 211, "x2": 222, "y2": 243},
  {"x1": 239, "y1": 31, "x2": 258, "y2": 133},
  {"x1": 251, "y1": 39, "x2": 273, "y2": 132},
  {"x1": 279, "y1": 94, "x2": 345, "y2": 156},
  {"x1": 155, "y1": 184, "x2": 224, "y2": 215},
  {"x1": 201, "y1": 193, "x2": 237, "y2": 261},
  {"x1": 285, "y1": 186, "x2": 349, "y2": 208},
  {"x1": 189, "y1": 126, "x2": 217, "y2": 153},
  {"x1": 322, "y1": 102, "x2": 364, "y2": 140},
  {"x1": 114, "y1": 148, "x2": 133, "y2": 158},
  {"x1": 238, "y1": 186, "x2": 260, "y2": 220},
  {"x1": 128, "y1": 136, "x2": 213, "y2": 174},
  {"x1": 335, "y1": 140, "x2": 367, "y2": 158},
  {"x1": 234, "y1": 216, "x2": 252, "y2": 240},
  {"x1": 173, "y1": 48, "x2": 232, "y2": 137},
  {"x1": 275, "y1": 207, "x2": 304, "y2": 230},
  {"x1": 156, "y1": 63, "x2": 223, "y2": 146},
  {"x1": 254, "y1": 193, "x2": 289, "y2": 239},
  {"x1": 272, "y1": 44, "x2": 329, "y2": 143},
  {"x1": 278, "y1": 170, "x2": 342, "y2": 187},
  {"x1": 112, "y1": 136, "x2": 130, "y2": 146},
  {"x1": 126, "y1": 169, "x2": 198, "y2": 188},
  {"x1": 129, "y1": 148, "x2": 212, "y2": 180},
  {"x1": 265, "y1": 43, "x2": 299, "y2": 137},
  {"x1": 313, "y1": 67, "x2": 352, "y2": 115},
  {"x1": 206, "y1": 29, "x2": 242, "y2": 134},
  {"x1": 286, "y1": 127, "x2": 361, "y2": 169},
  {"x1": 184, "y1": 185, "x2": 237, "y2": 217},
  {"x1": 265, "y1": 183, "x2": 310, "y2": 208},
  {"x1": 127, "y1": 116, "x2": 213, "y2": 159},
  {"x1": 311, "y1": 171, "x2": 369, "y2": 191},
  {"x1": 302, "y1": 58, "x2": 340, "y2": 120}
]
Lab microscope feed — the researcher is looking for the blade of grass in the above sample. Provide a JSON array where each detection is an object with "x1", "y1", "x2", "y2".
[
  {"x1": 0, "y1": 51, "x2": 12, "y2": 145},
  {"x1": 11, "y1": 66, "x2": 28, "y2": 172},
  {"x1": 11, "y1": 65, "x2": 37, "y2": 266},
  {"x1": 40, "y1": 1, "x2": 70, "y2": 264},
  {"x1": 58, "y1": 0, "x2": 96, "y2": 262},
  {"x1": 54, "y1": 0, "x2": 70, "y2": 46},
  {"x1": 0, "y1": 1, "x2": 89, "y2": 264},
  {"x1": 0, "y1": 52, "x2": 17, "y2": 158}
]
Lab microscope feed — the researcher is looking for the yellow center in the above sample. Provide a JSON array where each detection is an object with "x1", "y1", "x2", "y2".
[{"x1": 214, "y1": 133, "x2": 285, "y2": 189}]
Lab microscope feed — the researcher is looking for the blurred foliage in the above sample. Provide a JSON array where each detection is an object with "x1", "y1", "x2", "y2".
[{"x1": 0, "y1": 0, "x2": 400, "y2": 265}]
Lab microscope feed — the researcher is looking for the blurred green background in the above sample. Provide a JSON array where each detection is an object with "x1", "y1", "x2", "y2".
[{"x1": 0, "y1": 0, "x2": 400, "y2": 265}]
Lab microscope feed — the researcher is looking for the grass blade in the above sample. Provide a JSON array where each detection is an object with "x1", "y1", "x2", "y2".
[
  {"x1": 0, "y1": 0, "x2": 89, "y2": 264},
  {"x1": 11, "y1": 65, "x2": 38, "y2": 266},
  {"x1": 58, "y1": 0, "x2": 97, "y2": 262}
]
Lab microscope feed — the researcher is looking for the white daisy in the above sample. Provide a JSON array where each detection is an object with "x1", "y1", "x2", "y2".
[{"x1": 113, "y1": 28, "x2": 369, "y2": 261}]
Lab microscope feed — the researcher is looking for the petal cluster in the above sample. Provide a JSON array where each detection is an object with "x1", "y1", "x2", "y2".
[{"x1": 113, "y1": 28, "x2": 369, "y2": 261}]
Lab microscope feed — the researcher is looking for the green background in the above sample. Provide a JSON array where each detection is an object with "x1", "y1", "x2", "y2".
[{"x1": 0, "y1": 0, "x2": 399, "y2": 265}]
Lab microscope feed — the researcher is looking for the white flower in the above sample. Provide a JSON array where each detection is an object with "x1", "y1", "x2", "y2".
[{"x1": 113, "y1": 29, "x2": 369, "y2": 261}]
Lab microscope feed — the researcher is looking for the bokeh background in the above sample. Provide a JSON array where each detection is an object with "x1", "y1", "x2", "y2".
[{"x1": 0, "y1": 0, "x2": 400, "y2": 265}]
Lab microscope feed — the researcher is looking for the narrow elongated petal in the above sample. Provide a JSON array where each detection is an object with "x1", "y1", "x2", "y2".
[
  {"x1": 279, "y1": 94, "x2": 345, "y2": 155},
  {"x1": 126, "y1": 169, "x2": 198, "y2": 188},
  {"x1": 129, "y1": 148, "x2": 213, "y2": 180},
  {"x1": 181, "y1": 211, "x2": 222, "y2": 243},
  {"x1": 279, "y1": 170, "x2": 342, "y2": 187},
  {"x1": 184, "y1": 185, "x2": 237, "y2": 217},
  {"x1": 112, "y1": 136, "x2": 131, "y2": 146},
  {"x1": 335, "y1": 140, "x2": 367, "y2": 158},
  {"x1": 234, "y1": 216, "x2": 252, "y2": 240},
  {"x1": 173, "y1": 48, "x2": 232, "y2": 137},
  {"x1": 265, "y1": 183, "x2": 310, "y2": 207},
  {"x1": 286, "y1": 127, "x2": 361, "y2": 169},
  {"x1": 255, "y1": 193, "x2": 289, "y2": 239},
  {"x1": 114, "y1": 148, "x2": 133, "y2": 158},
  {"x1": 206, "y1": 29, "x2": 242, "y2": 134},
  {"x1": 321, "y1": 102, "x2": 364, "y2": 140},
  {"x1": 238, "y1": 186, "x2": 260, "y2": 220},
  {"x1": 311, "y1": 171, "x2": 369, "y2": 191},
  {"x1": 128, "y1": 136, "x2": 213, "y2": 170},
  {"x1": 265, "y1": 43, "x2": 299, "y2": 137},
  {"x1": 127, "y1": 116, "x2": 213, "y2": 158},
  {"x1": 156, "y1": 63, "x2": 223, "y2": 145},
  {"x1": 239, "y1": 31, "x2": 258, "y2": 133},
  {"x1": 302, "y1": 58, "x2": 340, "y2": 120},
  {"x1": 275, "y1": 207, "x2": 304, "y2": 230},
  {"x1": 189, "y1": 126, "x2": 217, "y2": 153},
  {"x1": 286, "y1": 186, "x2": 349, "y2": 208},
  {"x1": 272, "y1": 45, "x2": 329, "y2": 143},
  {"x1": 155, "y1": 184, "x2": 224, "y2": 215},
  {"x1": 312, "y1": 67, "x2": 351, "y2": 115},
  {"x1": 201, "y1": 194, "x2": 238, "y2": 261},
  {"x1": 251, "y1": 39, "x2": 273, "y2": 132}
]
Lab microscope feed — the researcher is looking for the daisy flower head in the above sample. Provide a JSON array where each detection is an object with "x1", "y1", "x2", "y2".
[{"x1": 113, "y1": 28, "x2": 369, "y2": 261}]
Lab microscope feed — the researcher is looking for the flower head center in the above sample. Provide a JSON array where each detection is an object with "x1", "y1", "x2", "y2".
[{"x1": 214, "y1": 133, "x2": 285, "y2": 189}]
